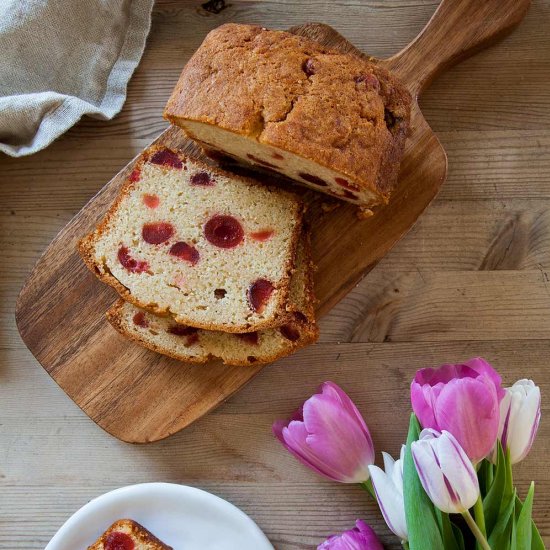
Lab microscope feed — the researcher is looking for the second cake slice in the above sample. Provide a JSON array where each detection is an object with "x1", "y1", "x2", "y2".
[{"x1": 79, "y1": 146, "x2": 305, "y2": 333}]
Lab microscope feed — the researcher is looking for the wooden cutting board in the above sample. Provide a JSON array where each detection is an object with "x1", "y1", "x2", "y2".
[{"x1": 15, "y1": 0, "x2": 530, "y2": 443}]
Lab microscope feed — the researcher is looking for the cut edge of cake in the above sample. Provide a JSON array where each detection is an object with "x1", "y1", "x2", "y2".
[
  {"x1": 79, "y1": 145, "x2": 306, "y2": 333},
  {"x1": 87, "y1": 519, "x2": 172, "y2": 550},
  {"x1": 106, "y1": 232, "x2": 319, "y2": 366}
]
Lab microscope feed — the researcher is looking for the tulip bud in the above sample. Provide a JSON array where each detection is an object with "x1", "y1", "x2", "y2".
[
  {"x1": 368, "y1": 446, "x2": 408, "y2": 542},
  {"x1": 317, "y1": 520, "x2": 383, "y2": 550},
  {"x1": 497, "y1": 379, "x2": 541, "y2": 464},
  {"x1": 410, "y1": 357, "x2": 505, "y2": 463},
  {"x1": 273, "y1": 382, "x2": 375, "y2": 483},
  {"x1": 411, "y1": 429, "x2": 479, "y2": 514}
]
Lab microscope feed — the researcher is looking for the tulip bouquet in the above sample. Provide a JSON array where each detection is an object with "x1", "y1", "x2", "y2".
[{"x1": 273, "y1": 358, "x2": 544, "y2": 549}]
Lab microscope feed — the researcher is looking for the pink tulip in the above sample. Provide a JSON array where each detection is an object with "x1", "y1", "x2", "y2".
[
  {"x1": 317, "y1": 520, "x2": 384, "y2": 550},
  {"x1": 410, "y1": 357, "x2": 505, "y2": 463},
  {"x1": 273, "y1": 382, "x2": 375, "y2": 483}
]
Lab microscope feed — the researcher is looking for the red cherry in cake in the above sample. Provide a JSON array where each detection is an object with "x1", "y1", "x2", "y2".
[
  {"x1": 247, "y1": 153, "x2": 278, "y2": 169},
  {"x1": 334, "y1": 177, "x2": 359, "y2": 191},
  {"x1": 142, "y1": 222, "x2": 175, "y2": 245},
  {"x1": 169, "y1": 241, "x2": 200, "y2": 265},
  {"x1": 236, "y1": 332, "x2": 259, "y2": 345},
  {"x1": 150, "y1": 148, "x2": 183, "y2": 169},
  {"x1": 204, "y1": 215, "x2": 244, "y2": 248},
  {"x1": 250, "y1": 229, "x2": 274, "y2": 242},
  {"x1": 185, "y1": 332, "x2": 200, "y2": 346},
  {"x1": 280, "y1": 324, "x2": 300, "y2": 342},
  {"x1": 143, "y1": 193, "x2": 160, "y2": 209},
  {"x1": 272, "y1": 152, "x2": 284, "y2": 160},
  {"x1": 303, "y1": 58, "x2": 316, "y2": 76},
  {"x1": 299, "y1": 172, "x2": 328, "y2": 187},
  {"x1": 104, "y1": 532, "x2": 135, "y2": 550},
  {"x1": 129, "y1": 167, "x2": 141, "y2": 182},
  {"x1": 248, "y1": 279, "x2": 275, "y2": 313},
  {"x1": 294, "y1": 311, "x2": 308, "y2": 323},
  {"x1": 118, "y1": 246, "x2": 149, "y2": 274},
  {"x1": 168, "y1": 325, "x2": 197, "y2": 336},
  {"x1": 342, "y1": 189, "x2": 359, "y2": 201},
  {"x1": 190, "y1": 171, "x2": 215, "y2": 186},
  {"x1": 132, "y1": 311, "x2": 149, "y2": 328},
  {"x1": 354, "y1": 73, "x2": 380, "y2": 91}
]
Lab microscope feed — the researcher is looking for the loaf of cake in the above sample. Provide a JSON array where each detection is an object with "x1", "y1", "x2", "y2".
[
  {"x1": 164, "y1": 23, "x2": 411, "y2": 209},
  {"x1": 87, "y1": 519, "x2": 172, "y2": 550},
  {"x1": 79, "y1": 146, "x2": 305, "y2": 333},
  {"x1": 106, "y1": 234, "x2": 318, "y2": 366}
]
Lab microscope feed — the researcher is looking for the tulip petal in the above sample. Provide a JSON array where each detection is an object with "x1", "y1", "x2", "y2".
[
  {"x1": 434, "y1": 376, "x2": 499, "y2": 462},
  {"x1": 303, "y1": 393, "x2": 374, "y2": 482},
  {"x1": 507, "y1": 382, "x2": 541, "y2": 463},
  {"x1": 369, "y1": 464, "x2": 408, "y2": 540},
  {"x1": 281, "y1": 420, "x2": 354, "y2": 482}
]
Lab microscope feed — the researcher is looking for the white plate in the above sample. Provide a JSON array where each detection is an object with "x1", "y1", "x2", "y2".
[{"x1": 46, "y1": 482, "x2": 274, "y2": 550}]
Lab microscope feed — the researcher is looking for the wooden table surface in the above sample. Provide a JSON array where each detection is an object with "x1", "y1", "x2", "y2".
[{"x1": 1, "y1": 0, "x2": 550, "y2": 548}]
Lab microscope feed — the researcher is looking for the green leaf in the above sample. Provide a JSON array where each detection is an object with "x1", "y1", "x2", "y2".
[
  {"x1": 435, "y1": 509, "x2": 462, "y2": 550},
  {"x1": 451, "y1": 523, "x2": 466, "y2": 550},
  {"x1": 511, "y1": 511, "x2": 518, "y2": 550},
  {"x1": 516, "y1": 482, "x2": 534, "y2": 550},
  {"x1": 484, "y1": 441, "x2": 506, "y2": 534},
  {"x1": 514, "y1": 494, "x2": 546, "y2": 550},
  {"x1": 488, "y1": 488, "x2": 516, "y2": 549},
  {"x1": 478, "y1": 459, "x2": 494, "y2": 496},
  {"x1": 403, "y1": 413, "x2": 444, "y2": 550}
]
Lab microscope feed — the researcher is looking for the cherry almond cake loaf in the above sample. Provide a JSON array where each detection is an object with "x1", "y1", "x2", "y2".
[
  {"x1": 164, "y1": 23, "x2": 412, "y2": 209},
  {"x1": 106, "y1": 234, "x2": 318, "y2": 366},
  {"x1": 79, "y1": 146, "x2": 305, "y2": 333},
  {"x1": 88, "y1": 519, "x2": 172, "y2": 550}
]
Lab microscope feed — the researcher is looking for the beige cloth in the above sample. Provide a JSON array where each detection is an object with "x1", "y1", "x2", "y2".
[{"x1": 0, "y1": 0, "x2": 155, "y2": 157}]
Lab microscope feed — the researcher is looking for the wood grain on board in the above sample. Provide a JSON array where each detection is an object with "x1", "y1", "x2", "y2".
[{"x1": 2, "y1": 0, "x2": 549, "y2": 548}]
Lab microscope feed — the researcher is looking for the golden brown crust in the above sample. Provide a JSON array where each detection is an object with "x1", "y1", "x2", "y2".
[
  {"x1": 107, "y1": 299, "x2": 319, "y2": 367},
  {"x1": 87, "y1": 519, "x2": 172, "y2": 549},
  {"x1": 164, "y1": 23, "x2": 411, "y2": 205},
  {"x1": 78, "y1": 145, "x2": 305, "y2": 333}
]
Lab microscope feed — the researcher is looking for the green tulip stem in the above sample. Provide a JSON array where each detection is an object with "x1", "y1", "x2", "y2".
[
  {"x1": 401, "y1": 542, "x2": 410, "y2": 550},
  {"x1": 462, "y1": 509, "x2": 491, "y2": 550},
  {"x1": 473, "y1": 494, "x2": 487, "y2": 538},
  {"x1": 360, "y1": 478, "x2": 376, "y2": 499}
]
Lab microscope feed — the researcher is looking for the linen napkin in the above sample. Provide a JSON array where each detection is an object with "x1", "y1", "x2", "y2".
[{"x1": 0, "y1": 0, "x2": 155, "y2": 157}]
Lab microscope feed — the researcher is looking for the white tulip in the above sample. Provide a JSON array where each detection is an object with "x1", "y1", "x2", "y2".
[
  {"x1": 497, "y1": 379, "x2": 541, "y2": 464},
  {"x1": 411, "y1": 429, "x2": 479, "y2": 514},
  {"x1": 368, "y1": 445, "x2": 408, "y2": 542}
]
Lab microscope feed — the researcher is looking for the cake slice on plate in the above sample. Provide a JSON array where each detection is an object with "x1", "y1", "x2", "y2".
[
  {"x1": 79, "y1": 146, "x2": 305, "y2": 333},
  {"x1": 106, "y1": 233, "x2": 318, "y2": 366},
  {"x1": 87, "y1": 519, "x2": 172, "y2": 550},
  {"x1": 164, "y1": 23, "x2": 411, "y2": 209}
]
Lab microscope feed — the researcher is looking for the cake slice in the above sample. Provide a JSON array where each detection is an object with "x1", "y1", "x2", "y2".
[
  {"x1": 79, "y1": 146, "x2": 305, "y2": 333},
  {"x1": 164, "y1": 23, "x2": 411, "y2": 209},
  {"x1": 87, "y1": 519, "x2": 172, "y2": 550},
  {"x1": 106, "y1": 234, "x2": 318, "y2": 366}
]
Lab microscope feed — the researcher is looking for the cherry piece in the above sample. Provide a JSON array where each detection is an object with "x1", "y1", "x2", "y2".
[
  {"x1": 129, "y1": 167, "x2": 141, "y2": 183},
  {"x1": 169, "y1": 241, "x2": 200, "y2": 265},
  {"x1": 168, "y1": 325, "x2": 198, "y2": 337},
  {"x1": 104, "y1": 532, "x2": 135, "y2": 550},
  {"x1": 303, "y1": 58, "x2": 316, "y2": 76},
  {"x1": 190, "y1": 171, "x2": 215, "y2": 186},
  {"x1": 132, "y1": 311, "x2": 149, "y2": 328},
  {"x1": 150, "y1": 148, "x2": 183, "y2": 169},
  {"x1": 204, "y1": 215, "x2": 244, "y2": 248},
  {"x1": 214, "y1": 288, "x2": 227, "y2": 299},
  {"x1": 354, "y1": 73, "x2": 380, "y2": 91},
  {"x1": 334, "y1": 177, "x2": 359, "y2": 191},
  {"x1": 272, "y1": 152, "x2": 284, "y2": 160},
  {"x1": 250, "y1": 229, "x2": 274, "y2": 242},
  {"x1": 142, "y1": 222, "x2": 175, "y2": 245},
  {"x1": 118, "y1": 246, "x2": 149, "y2": 274},
  {"x1": 280, "y1": 324, "x2": 300, "y2": 341},
  {"x1": 343, "y1": 189, "x2": 359, "y2": 201},
  {"x1": 186, "y1": 332, "x2": 200, "y2": 346},
  {"x1": 298, "y1": 172, "x2": 328, "y2": 187},
  {"x1": 247, "y1": 153, "x2": 278, "y2": 169},
  {"x1": 143, "y1": 193, "x2": 160, "y2": 209},
  {"x1": 248, "y1": 279, "x2": 275, "y2": 313},
  {"x1": 294, "y1": 311, "x2": 308, "y2": 323},
  {"x1": 236, "y1": 332, "x2": 259, "y2": 345}
]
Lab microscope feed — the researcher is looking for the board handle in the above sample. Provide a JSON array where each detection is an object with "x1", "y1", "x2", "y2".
[{"x1": 382, "y1": 0, "x2": 531, "y2": 97}]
